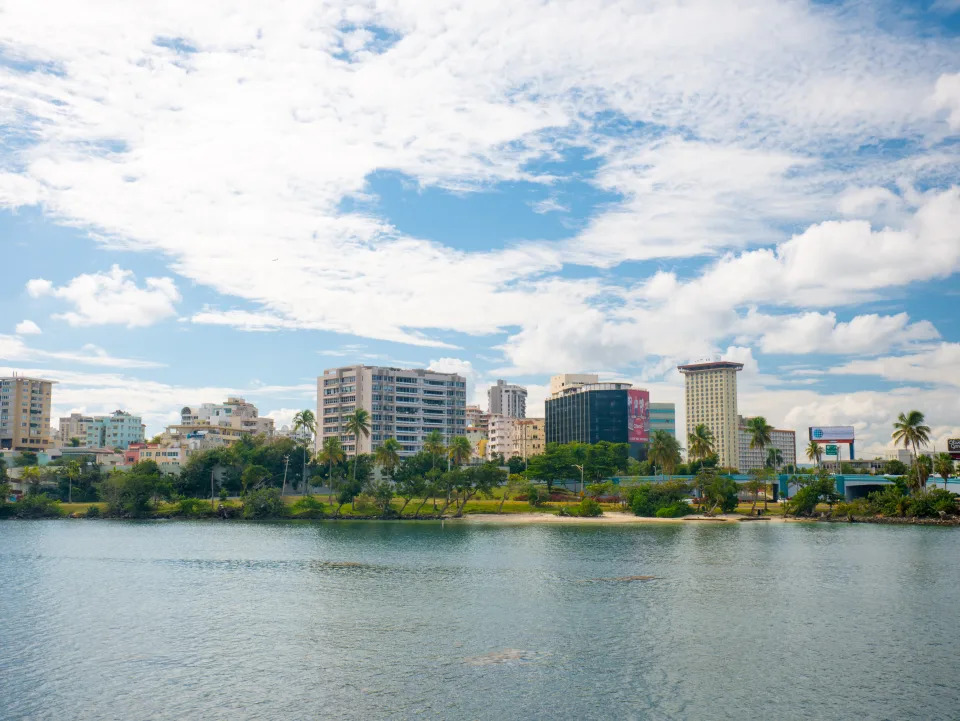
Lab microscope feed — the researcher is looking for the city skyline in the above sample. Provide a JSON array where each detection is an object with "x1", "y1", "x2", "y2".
[{"x1": 1, "y1": 1, "x2": 959, "y2": 459}]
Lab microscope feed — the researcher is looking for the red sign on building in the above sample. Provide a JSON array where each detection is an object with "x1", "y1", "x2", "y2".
[{"x1": 627, "y1": 389, "x2": 650, "y2": 443}]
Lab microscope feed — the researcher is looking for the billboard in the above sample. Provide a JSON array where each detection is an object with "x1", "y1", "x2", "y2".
[
  {"x1": 627, "y1": 389, "x2": 650, "y2": 443},
  {"x1": 948, "y1": 438, "x2": 960, "y2": 460},
  {"x1": 809, "y1": 426, "x2": 855, "y2": 442}
]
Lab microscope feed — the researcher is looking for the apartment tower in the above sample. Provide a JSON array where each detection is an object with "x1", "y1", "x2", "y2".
[
  {"x1": 487, "y1": 379, "x2": 527, "y2": 418},
  {"x1": 678, "y1": 360, "x2": 743, "y2": 469},
  {"x1": 0, "y1": 374, "x2": 55, "y2": 451},
  {"x1": 318, "y1": 365, "x2": 466, "y2": 457}
]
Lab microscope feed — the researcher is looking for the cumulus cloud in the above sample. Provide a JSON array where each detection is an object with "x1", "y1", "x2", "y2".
[
  {"x1": 27, "y1": 266, "x2": 180, "y2": 328},
  {"x1": 0, "y1": 334, "x2": 162, "y2": 368},
  {"x1": 14, "y1": 320, "x2": 41, "y2": 335},
  {"x1": 933, "y1": 72, "x2": 960, "y2": 130}
]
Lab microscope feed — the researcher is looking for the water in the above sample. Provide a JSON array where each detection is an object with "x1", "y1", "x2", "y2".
[{"x1": 1, "y1": 520, "x2": 958, "y2": 720}]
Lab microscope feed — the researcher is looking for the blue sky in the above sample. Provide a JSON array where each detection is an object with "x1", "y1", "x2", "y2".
[{"x1": 1, "y1": 0, "x2": 959, "y2": 455}]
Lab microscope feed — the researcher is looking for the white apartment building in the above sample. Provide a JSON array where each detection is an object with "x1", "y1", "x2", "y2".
[
  {"x1": 180, "y1": 397, "x2": 274, "y2": 437},
  {"x1": 0, "y1": 374, "x2": 55, "y2": 452},
  {"x1": 549, "y1": 373, "x2": 599, "y2": 397},
  {"x1": 738, "y1": 417, "x2": 797, "y2": 472},
  {"x1": 317, "y1": 365, "x2": 467, "y2": 457},
  {"x1": 678, "y1": 361, "x2": 743, "y2": 470},
  {"x1": 487, "y1": 379, "x2": 527, "y2": 418},
  {"x1": 487, "y1": 415, "x2": 545, "y2": 461}
]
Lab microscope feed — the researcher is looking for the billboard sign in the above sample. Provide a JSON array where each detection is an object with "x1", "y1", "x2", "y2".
[
  {"x1": 809, "y1": 426, "x2": 855, "y2": 442},
  {"x1": 948, "y1": 438, "x2": 960, "y2": 460},
  {"x1": 626, "y1": 389, "x2": 650, "y2": 443},
  {"x1": 825, "y1": 444, "x2": 839, "y2": 456}
]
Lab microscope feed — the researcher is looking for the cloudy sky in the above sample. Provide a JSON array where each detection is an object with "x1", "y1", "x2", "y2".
[{"x1": 1, "y1": 0, "x2": 959, "y2": 456}]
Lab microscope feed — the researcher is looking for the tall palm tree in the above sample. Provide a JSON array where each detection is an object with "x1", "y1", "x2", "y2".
[
  {"x1": 687, "y1": 424, "x2": 715, "y2": 463},
  {"x1": 892, "y1": 410, "x2": 931, "y2": 489},
  {"x1": 934, "y1": 452, "x2": 954, "y2": 490},
  {"x1": 316, "y1": 436, "x2": 345, "y2": 502},
  {"x1": 344, "y1": 408, "x2": 371, "y2": 487},
  {"x1": 805, "y1": 440, "x2": 823, "y2": 468},
  {"x1": 648, "y1": 430, "x2": 681, "y2": 477},
  {"x1": 292, "y1": 409, "x2": 316, "y2": 495},
  {"x1": 747, "y1": 417, "x2": 773, "y2": 510},
  {"x1": 374, "y1": 437, "x2": 402, "y2": 479},
  {"x1": 448, "y1": 436, "x2": 472, "y2": 469},
  {"x1": 20, "y1": 465, "x2": 42, "y2": 493},
  {"x1": 64, "y1": 459, "x2": 81, "y2": 503},
  {"x1": 423, "y1": 430, "x2": 446, "y2": 471}
]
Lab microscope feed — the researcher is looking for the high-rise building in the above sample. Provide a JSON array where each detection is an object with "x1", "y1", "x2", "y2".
[
  {"x1": 83, "y1": 410, "x2": 146, "y2": 450},
  {"x1": 678, "y1": 360, "x2": 743, "y2": 469},
  {"x1": 487, "y1": 415, "x2": 545, "y2": 461},
  {"x1": 738, "y1": 417, "x2": 796, "y2": 472},
  {"x1": 545, "y1": 381, "x2": 650, "y2": 458},
  {"x1": 0, "y1": 374, "x2": 55, "y2": 451},
  {"x1": 180, "y1": 397, "x2": 274, "y2": 437},
  {"x1": 548, "y1": 373, "x2": 599, "y2": 397},
  {"x1": 487, "y1": 379, "x2": 527, "y2": 418},
  {"x1": 59, "y1": 412, "x2": 94, "y2": 445},
  {"x1": 317, "y1": 365, "x2": 467, "y2": 457},
  {"x1": 649, "y1": 403, "x2": 676, "y2": 438}
]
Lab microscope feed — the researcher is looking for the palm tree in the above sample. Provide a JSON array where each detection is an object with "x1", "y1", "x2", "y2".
[
  {"x1": 934, "y1": 452, "x2": 954, "y2": 490},
  {"x1": 64, "y1": 460, "x2": 81, "y2": 503},
  {"x1": 747, "y1": 417, "x2": 773, "y2": 510},
  {"x1": 448, "y1": 436, "x2": 472, "y2": 469},
  {"x1": 423, "y1": 430, "x2": 446, "y2": 471},
  {"x1": 805, "y1": 440, "x2": 823, "y2": 469},
  {"x1": 374, "y1": 437, "x2": 402, "y2": 479},
  {"x1": 344, "y1": 408, "x2": 371, "y2": 488},
  {"x1": 316, "y1": 436, "x2": 345, "y2": 502},
  {"x1": 20, "y1": 465, "x2": 42, "y2": 493},
  {"x1": 687, "y1": 424, "x2": 715, "y2": 463},
  {"x1": 292, "y1": 409, "x2": 316, "y2": 495},
  {"x1": 892, "y1": 410, "x2": 932, "y2": 490},
  {"x1": 648, "y1": 430, "x2": 681, "y2": 477}
]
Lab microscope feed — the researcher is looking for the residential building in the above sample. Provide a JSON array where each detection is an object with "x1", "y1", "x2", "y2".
[
  {"x1": 58, "y1": 446, "x2": 126, "y2": 469},
  {"x1": 649, "y1": 403, "x2": 676, "y2": 438},
  {"x1": 486, "y1": 415, "x2": 543, "y2": 460},
  {"x1": 487, "y1": 379, "x2": 527, "y2": 418},
  {"x1": 737, "y1": 416, "x2": 796, "y2": 472},
  {"x1": 487, "y1": 415, "x2": 515, "y2": 459},
  {"x1": 545, "y1": 382, "x2": 650, "y2": 458},
  {"x1": 0, "y1": 374, "x2": 56, "y2": 452},
  {"x1": 548, "y1": 373, "x2": 599, "y2": 397},
  {"x1": 58, "y1": 412, "x2": 94, "y2": 445},
  {"x1": 135, "y1": 443, "x2": 186, "y2": 473},
  {"x1": 82, "y1": 410, "x2": 145, "y2": 450},
  {"x1": 466, "y1": 426, "x2": 488, "y2": 460},
  {"x1": 317, "y1": 365, "x2": 467, "y2": 457},
  {"x1": 678, "y1": 360, "x2": 743, "y2": 470},
  {"x1": 465, "y1": 405, "x2": 490, "y2": 434},
  {"x1": 180, "y1": 397, "x2": 274, "y2": 437}
]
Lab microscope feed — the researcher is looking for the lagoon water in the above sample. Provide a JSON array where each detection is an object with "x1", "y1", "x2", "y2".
[{"x1": 1, "y1": 520, "x2": 958, "y2": 720}]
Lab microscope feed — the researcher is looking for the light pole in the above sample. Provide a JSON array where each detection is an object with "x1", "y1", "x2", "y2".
[
  {"x1": 281, "y1": 454, "x2": 290, "y2": 496},
  {"x1": 574, "y1": 464, "x2": 584, "y2": 495}
]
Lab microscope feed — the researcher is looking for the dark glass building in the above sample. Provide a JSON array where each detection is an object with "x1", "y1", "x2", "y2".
[{"x1": 545, "y1": 382, "x2": 647, "y2": 459}]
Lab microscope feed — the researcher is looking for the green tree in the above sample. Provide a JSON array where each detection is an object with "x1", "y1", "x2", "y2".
[
  {"x1": 374, "y1": 437, "x2": 402, "y2": 479},
  {"x1": 69, "y1": 437, "x2": 82, "y2": 447},
  {"x1": 703, "y1": 473, "x2": 739, "y2": 514},
  {"x1": 498, "y1": 474, "x2": 526, "y2": 513},
  {"x1": 20, "y1": 465, "x2": 42, "y2": 494},
  {"x1": 891, "y1": 410, "x2": 932, "y2": 490},
  {"x1": 292, "y1": 409, "x2": 316, "y2": 494},
  {"x1": 451, "y1": 463, "x2": 505, "y2": 517},
  {"x1": 423, "y1": 430, "x2": 446, "y2": 471},
  {"x1": 687, "y1": 424, "x2": 715, "y2": 462},
  {"x1": 241, "y1": 464, "x2": 271, "y2": 495},
  {"x1": 448, "y1": 436, "x2": 472, "y2": 469},
  {"x1": 805, "y1": 440, "x2": 823, "y2": 468},
  {"x1": 507, "y1": 455, "x2": 526, "y2": 474},
  {"x1": 525, "y1": 443, "x2": 574, "y2": 492},
  {"x1": 63, "y1": 460, "x2": 81, "y2": 504},
  {"x1": 746, "y1": 417, "x2": 773, "y2": 509},
  {"x1": 934, "y1": 452, "x2": 954, "y2": 490},
  {"x1": 648, "y1": 430, "x2": 681, "y2": 477},
  {"x1": 394, "y1": 453, "x2": 430, "y2": 517},
  {"x1": 344, "y1": 408, "x2": 371, "y2": 488},
  {"x1": 242, "y1": 487, "x2": 286, "y2": 519},
  {"x1": 883, "y1": 458, "x2": 907, "y2": 476},
  {"x1": 317, "y1": 436, "x2": 346, "y2": 502}
]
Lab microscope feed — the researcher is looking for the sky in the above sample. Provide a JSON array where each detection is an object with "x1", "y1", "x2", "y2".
[{"x1": 1, "y1": 0, "x2": 959, "y2": 458}]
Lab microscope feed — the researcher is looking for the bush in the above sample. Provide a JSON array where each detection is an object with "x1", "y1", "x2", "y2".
[
  {"x1": 242, "y1": 488, "x2": 287, "y2": 519},
  {"x1": 85, "y1": 505, "x2": 102, "y2": 518},
  {"x1": 525, "y1": 484, "x2": 545, "y2": 507},
  {"x1": 655, "y1": 501, "x2": 691, "y2": 518},
  {"x1": 14, "y1": 494, "x2": 63, "y2": 519},
  {"x1": 291, "y1": 495, "x2": 326, "y2": 519},
  {"x1": 177, "y1": 497, "x2": 213, "y2": 518},
  {"x1": 907, "y1": 488, "x2": 958, "y2": 518},
  {"x1": 627, "y1": 480, "x2": 691, "y2": 517}
]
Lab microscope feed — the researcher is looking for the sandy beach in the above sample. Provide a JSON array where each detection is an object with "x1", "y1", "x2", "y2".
[{"x1": 456, "y1": 511, "x2": 796, "y2": 524}]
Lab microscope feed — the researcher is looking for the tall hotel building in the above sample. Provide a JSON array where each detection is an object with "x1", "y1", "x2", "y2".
[
  {"x1": 678, "y1": 360, "x2": 743, "y2": 470},
  {"x1": 0, "y1": 374, "x2": 56, "y2": 451},
  {"x1": 318, "y1": 366, "x2": 466, "y2": 457},
  {"x1": 487, "y1": 379, "x2": 527, "y2": 418}
]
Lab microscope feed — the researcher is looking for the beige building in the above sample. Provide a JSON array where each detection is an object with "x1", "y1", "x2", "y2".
[
  {"x1": 181, "y1": 397, "x2": 274, "y2": 437},
  {"x1": 465, "y1": 405, "x2": 490, "y2": 433},
  {"x1": 487, "y1": 415, "x2": 545, "y2": 461},
  {"x1": 58, "y1": 412, "x2": 94, "y2": 445},
  {"x1": 0, "y1": 374, "x2": 56, "y2": 452},
  {"x1": 549, "y1": 373, "x2": 599, "y2": 398},
  {"x1": 318, "y1": 365, "x2": 466, "y2": 457},
  {"x1": 678, "y1": 361, "x2": 743, "y2": 470}
]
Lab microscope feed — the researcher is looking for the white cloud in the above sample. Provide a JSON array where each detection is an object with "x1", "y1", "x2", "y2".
[
  {"x1": 14, "y1": 320, "x2": 42, "y2": 335},
  {"x1": 27, "y1": 266, "x2": 180, "y2": 328},
  {"x1": 530, "y1": 197, "x2": 569, "y2": 214},
  {"x1": 828, "y1": 342, "x2": 960, "y2": 389},
  {"x1": 0, "y1": 334, "x2": 162, "y2": 368},
  {"x1": 933, "y1": 72, "x2": 960, "y2": 130}
]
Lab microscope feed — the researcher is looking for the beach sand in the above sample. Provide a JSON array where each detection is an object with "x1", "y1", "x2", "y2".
[{"x1": 455, "y1": 511, "x2": 787, "y2": 524}]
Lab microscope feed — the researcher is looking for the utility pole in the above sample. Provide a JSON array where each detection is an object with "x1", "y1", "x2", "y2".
[
  {"x1": 210, "y1": 467, "x2": 215, "y2": 512},
  {"x1": 281, "y1": 454, "x2": 290, "y2": 496}
]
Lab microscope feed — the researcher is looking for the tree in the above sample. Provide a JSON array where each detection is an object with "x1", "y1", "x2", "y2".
[
  {"x1": 241, "y1": 465, "x2": 271, "y2": 495},
  {"x1": 498, "y1": 474, "x2": 526, "y2": 513},
  {"x1": 747, "y1": 467, "x2": 773, "y2": 513},
  {"x1": 883, "y1": 459, "x2": 907, "y2": 476},
  {"x1": 20, "y1": 465, "x2": 43, "y2": 494},
  {"x1": 423, "y1": 430, "x2": 446, "y2": 471},
  {"x1": 934, "y1": 452, "x2": 954, "y2": 489},
  {"x1": 703, "y1": 473, "x2": 739, "y2": 514},
  {"x1": 891, "y1": 410, "x2": 932, "y2": 490},
  {"x1": 452, "y1": 463, "x2": 505, "y2": 517},
  {"x1": 99, "y1": 462, "x2": 162, "y2": 517},
  {"x1": 746, "y1": 417, "x2": 773, "y2": 509},
  {"x1": 394, "y1": 454, "x2": 430, "y2": 517},
  {"x1": 292, "y1": 409, "x2": 316, "y2": 494},
  {"x1": 687, "y1": 424, "x2": 715, "y2": 462},
  {"x1": 69, "y1": 437, "x2": 82, "y2": 447},
  {"x1": 64, "y1": 460, "x2": 81, "y2": 504},
  {"x1": 448, "y1": 436, "x2": 472, "y2": 469},
  {"x1": 507, "y1": 455, "x2": 526, "y2": 475},
  {"x1": 317, "y1": 436, "x2": 346, "y2": 502},
  {"x1": 374, "y1": 437, "x2": 402, "y2": 479},
  {"x1": 648, "y1": 430, "x2": 681, "y2": 477},
  {"x1": 525, "y1": 443, "x2": 574, "y2": 491},
  {"x1": 909, "y1": 455, "x2": 933, "y2": 492},
  {"x1": 805, "y1": 440, "x2": 823, "y2": 468},
  {"x1": 344, "y1": 408, "x2": 371, "y2": 488}
]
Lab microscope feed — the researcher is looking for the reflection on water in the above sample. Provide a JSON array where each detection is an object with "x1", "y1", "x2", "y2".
[{"x1": 1, "y1": 520, "x2": 958, "y2": 720}]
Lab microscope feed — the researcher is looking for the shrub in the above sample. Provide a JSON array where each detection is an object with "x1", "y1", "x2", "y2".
[
  {"x1": 177, "y1": 497, "x2": 212, "y2": 518},
  {"x1": 14, "y1": 494, "x2": 63, "y2": 519},
  {"x1": 218, "y1": 488, "x2": 228, "y2": 501},
  {"x1": 907, "y1": 488, "x2": 958, "y2": 518},
  {"x1": 627, "y1": 480, "x2": 691, "y2": 517},
  {"x1": 291, "y1": 495, "x2": 326, "y2": 519},
  {"x1": 655, "y1": 501, "x2": 691, "y2": 518},
  {"x1": 573, "y1": 498, "x2": 603, "y2": 517},
  {"x1": 85, "y1": 505, "x2": 102, "y2": 518},
  {"x1": 242, "y1": 488, "x2": 287, "y2": 519},
  {"x1": 525, "y1": 484, "x2": 545, "y2": 507}
]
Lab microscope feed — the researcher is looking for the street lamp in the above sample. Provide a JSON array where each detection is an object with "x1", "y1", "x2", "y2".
[{"x1": 573, "y1": 464, "x2": 584, "y2": 495}]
